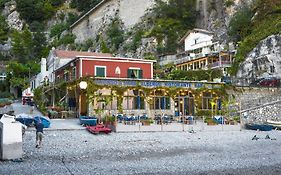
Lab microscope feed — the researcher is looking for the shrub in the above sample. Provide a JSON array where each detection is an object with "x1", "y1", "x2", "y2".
[
  {"x1": 106, "y1": 18, "x2": 125, "y2": 51},
  {"x1": 0, "y1": 91, "x2": 12, "y2": 98},
  {"x1": 196, "y1": 110, "x2": 212, "y2": 117},
  {"x1": 58, "y1": 33, "x2": 76, "y2": 45},
  {"x1": 228, "y1": 6, "x2": 253, "y2": 42},
  {"x1": 225, "y1": 0, "x2": 234, "y2": 7},
  {"x1": 50, "y1": 23, "x2": 68, "y2": 38}
]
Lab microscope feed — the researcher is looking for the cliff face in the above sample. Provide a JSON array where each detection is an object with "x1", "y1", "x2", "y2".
[
  {"x1": 1, "y1": 0, "x2": 280, "y2": 82},
  {"x1": 195, "y1": 0, "x2": 253, "y2": 45},
  {"x1": 236, "y1": 34, "x2": 281, "y2": 84},
  {"x1": 71, "y1": 0, "x2": 156, "y2": 44}
]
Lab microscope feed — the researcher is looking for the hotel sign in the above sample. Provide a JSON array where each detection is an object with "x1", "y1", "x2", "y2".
[{"x1": 94, "y1": 79, "x2": 222, "y2": 89}]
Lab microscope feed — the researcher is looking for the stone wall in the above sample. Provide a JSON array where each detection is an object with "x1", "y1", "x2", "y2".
[{"x1": 230, "y1": 87, "x2": 281, "y2": 122}]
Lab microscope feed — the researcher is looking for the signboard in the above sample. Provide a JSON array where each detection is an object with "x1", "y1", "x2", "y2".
[{"x1": 94, "y1": 79, "x2": 222, "y2": 89}]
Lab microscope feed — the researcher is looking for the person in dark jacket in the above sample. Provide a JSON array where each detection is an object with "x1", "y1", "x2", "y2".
[{"x1": 35, "y1": 120, "x2": 44, "y2": 148}]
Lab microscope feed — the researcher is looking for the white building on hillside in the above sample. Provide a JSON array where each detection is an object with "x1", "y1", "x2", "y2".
[{"x1": 175, "y1": 28, "x2": 233, "y2": 75}]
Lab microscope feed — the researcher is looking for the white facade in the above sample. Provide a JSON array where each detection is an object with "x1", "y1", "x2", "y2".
[
  {"x1": 184, "y1": 31, "x2": 213, "y2": 51},
  {"x1": 46, "y1": 49, "x2": 73, "y2": 83},
  {"x1": 31, "y1": 58, "x2": 52, "y2": 89},
  {"x1": 176, "y1": 29, "x2": 221, "y2": 64},
  {"x1": 31, "y1": 49, "x2": 74, "y2": 89}
]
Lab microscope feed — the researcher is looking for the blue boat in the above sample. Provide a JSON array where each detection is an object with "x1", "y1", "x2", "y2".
[
  {"x1": 15, "y1": 113, "x2": 34, "y2": 127},
  {"x1": 79, "y1": 116, "x2": 97, "y2": 126},
  {"x1": 245, "y1": 123, "x2": 273, "y2": 131},
  {"x1": 34, "y1": 116, "x2": 51, "y2": 128}
]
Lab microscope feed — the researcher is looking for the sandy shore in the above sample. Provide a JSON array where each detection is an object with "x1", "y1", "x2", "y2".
[{"x1": 1, "y1": 129, "x2": 281, "y2": 175}]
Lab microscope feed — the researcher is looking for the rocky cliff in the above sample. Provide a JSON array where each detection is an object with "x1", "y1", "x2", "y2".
[
  {"x1": 0, "y1": 0, "x2": 280, "y2": 82},
  {"x1": 196, "y1": 0, "x2": 253, "y2": 46},
  {"x1": 236, "y1": 34, "x2": 281, "y2": 84}
]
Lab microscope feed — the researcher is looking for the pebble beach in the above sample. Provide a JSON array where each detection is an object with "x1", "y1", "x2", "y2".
[{"x1": 1, "y1": 129, "x2": 281, "y2": 175}]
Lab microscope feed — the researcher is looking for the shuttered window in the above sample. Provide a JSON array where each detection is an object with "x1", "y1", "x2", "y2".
[
  {"x1": 127, "y1": 69, "x2": 143, "y2": 79},
  {"x1": 95, "y1": 66, "x2": 106, "y2": 77}
]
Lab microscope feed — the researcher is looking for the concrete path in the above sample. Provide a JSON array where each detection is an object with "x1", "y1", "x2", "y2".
[
  {"x1": 11, "y1": 101, "x2": 42, "y2": 117},
  {"x1": 10, "y1": 101, "x2": 241, "y2": 132}
]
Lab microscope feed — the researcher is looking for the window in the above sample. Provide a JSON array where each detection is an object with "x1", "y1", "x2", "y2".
[
  {"x1": 71, "y1": 67, "x2": 76, "y2": 80},
  {"x1": 150, "y1": 97, "x2": 170, "y2": 110},
  {"x1": 202, "y1": 92, "x2": 212, "y2": 109},
  {"x1": 133, "y1": 96, "x2": 145, "y2": 109},
  {"x1": 95, "y1": 66, "x2": 106, "y2": 77},
  {"x1": 64, "y1": 71, "x2": 69, "y2": 81},
  {"x1": 194, "y1": 38, "x2": 199, "y2": 44},
  {"x1": 127, "y1": 68, "x2": 143, "y2": 79}
]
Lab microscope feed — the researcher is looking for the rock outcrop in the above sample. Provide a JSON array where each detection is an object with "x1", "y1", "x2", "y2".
[
  {"x1": 71, "y1": 0, "x2": 155, "y2": 44},
  {"x1": 196, "y1": 0, "x2": 253, "y2": 46},
  {"x1": 2, "y1": 1, "x2": 23, "y2": 31},
  {"x1": 236, "y1": 34, "x2": 281, "y2": 84}
]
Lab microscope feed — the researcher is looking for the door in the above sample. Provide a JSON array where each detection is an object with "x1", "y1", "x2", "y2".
[{"x1": 175, "y1": 97, "x2": 194, "y2": 116}]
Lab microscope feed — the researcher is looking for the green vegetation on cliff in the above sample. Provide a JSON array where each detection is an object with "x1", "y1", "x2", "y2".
[
  {"x1": 229, "y1": 0, "x2": 281, "y2": 75},
  {"x1": 149, "y1": 0, "x2": 197, "y2": 54}
]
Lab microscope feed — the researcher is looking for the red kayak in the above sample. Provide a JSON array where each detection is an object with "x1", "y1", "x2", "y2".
[{"x1": 86, "y1": 124, "x2": 112, "y2": 134}]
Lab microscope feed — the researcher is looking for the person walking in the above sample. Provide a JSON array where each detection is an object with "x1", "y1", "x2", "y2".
[{"x1": 35, "y1": 120, "x2": 44, "y2": 148}]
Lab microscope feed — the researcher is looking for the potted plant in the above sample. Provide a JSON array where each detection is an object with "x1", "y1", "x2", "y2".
[
  {"x1": 205, "y1": 117, "x2": 217, "y2": 125},
  {"x1": 103, "y1": 115, "x2": 117, "y2": 132},
  {"x1": 141, "y1": 118, "x2": 153, "y2": 126}
]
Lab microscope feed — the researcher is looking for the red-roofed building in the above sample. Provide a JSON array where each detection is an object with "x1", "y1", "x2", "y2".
[
  {"x1": 54, "y1": 56, "x2": 155, "y2": 81},
  {"x1": 31, "y1": 48, "x2": 113, "y2": 89}
]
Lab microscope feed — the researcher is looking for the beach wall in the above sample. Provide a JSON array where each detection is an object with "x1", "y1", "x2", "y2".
[{"x1": 230, "y1": 87, "x2": 281, "y2": 121}]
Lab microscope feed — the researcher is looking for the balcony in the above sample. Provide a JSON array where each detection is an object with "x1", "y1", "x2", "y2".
[
  {"x1": 210, "y1": 61, "x2": 232, "y2": 68},
  {"x1": 175, "y1": 56, "x2": 191, "y2": 64}
]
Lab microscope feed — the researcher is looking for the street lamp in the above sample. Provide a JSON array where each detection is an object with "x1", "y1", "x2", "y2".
[
  {"x1": 79, "y1": 81, "x2": 88, "y2": 116},
  {"x1": 79, "y1": 81, "x2": 88, "y2": 90}
]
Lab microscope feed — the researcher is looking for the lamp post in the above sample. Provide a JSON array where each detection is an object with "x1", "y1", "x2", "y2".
[{"x1": 79, "y1": 81, "x2": 88, "y2": 116}]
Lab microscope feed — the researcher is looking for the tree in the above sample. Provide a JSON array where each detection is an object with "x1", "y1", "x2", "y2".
[
  {"x1": 7, "y1": 61, "x2": 40, "y2": 89},
  {"x1": 16, "y1": 0, "x2": 55, "y2": 23},
  {"x1": 106, "y1": 18, "x2": 124, "y2": 51},
  {"x1": 228, "y1": 6, "x2": 253, "y2": 42},
  {"x1": 150, "y1": 0, "x2": 198, "y2": 54},
  {"x1": 70, "y1": 0, "x2": 102, "y2": 13},
  {"x1": 0, "y1": 15, "x2": 8, "y2": 44},
  {"x1": 11, "y1": 28, "x2": 48, "y2": 63},
  {"x1": 11, "y1": 28, "x2": 33, "y2": 62},
  {"x1": 33, "y1": 31, "x2": 49, "y2": 59}
]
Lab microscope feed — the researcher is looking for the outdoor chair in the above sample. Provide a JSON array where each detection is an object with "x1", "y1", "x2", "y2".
[{"x1": 117, "y1": 114, "x2": 124, "y2": 123}]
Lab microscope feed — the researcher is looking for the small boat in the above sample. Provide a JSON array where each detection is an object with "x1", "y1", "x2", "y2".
[
  {"x1": 34, "y1": 116, "x2": 51, "y2": 128},
  {"x1": 15, "y1": 113, "x2": 34, "y2": 127},
  {"x1": 79, "y1": 116, "x2": 97, "y2": 126},
  {"x1": 266, "y1": 120, "x2": 281, "y2": 129},
  {"x1": 245, "y1": 123, "x2": 273, "y2": 131},
  {"x1": 86, "y1": 124, "x2": 111, "y2": 134}
]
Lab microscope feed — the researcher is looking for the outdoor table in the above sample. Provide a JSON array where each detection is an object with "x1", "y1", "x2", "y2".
[{"x1": 60, "y1": 111, "x2": 68, "y2": 119}]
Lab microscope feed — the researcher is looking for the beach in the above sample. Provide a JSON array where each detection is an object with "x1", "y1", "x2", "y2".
[{"x1": 1, "y1": 128, "x2": 281, "y2": 175}]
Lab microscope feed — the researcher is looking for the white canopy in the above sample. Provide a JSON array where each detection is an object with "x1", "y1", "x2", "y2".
[{"x1": 22, "y1": 87, "x2": 34, "y2": 97}]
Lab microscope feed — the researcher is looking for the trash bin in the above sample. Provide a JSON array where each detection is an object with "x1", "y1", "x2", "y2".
[{"x1": 0, "y1": 114, "x2": 23, "y2": 160}]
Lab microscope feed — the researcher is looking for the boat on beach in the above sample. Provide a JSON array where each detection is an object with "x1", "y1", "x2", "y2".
[
  {"x1": 244, "y1": 123, "x2": 273, "y2": 131},
  {"x1": 15, "y1": 113, "x2": 34, "y2": 126},
  {"x1": 266, "y1": 120, "x2": 281, "y2": 129}
]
